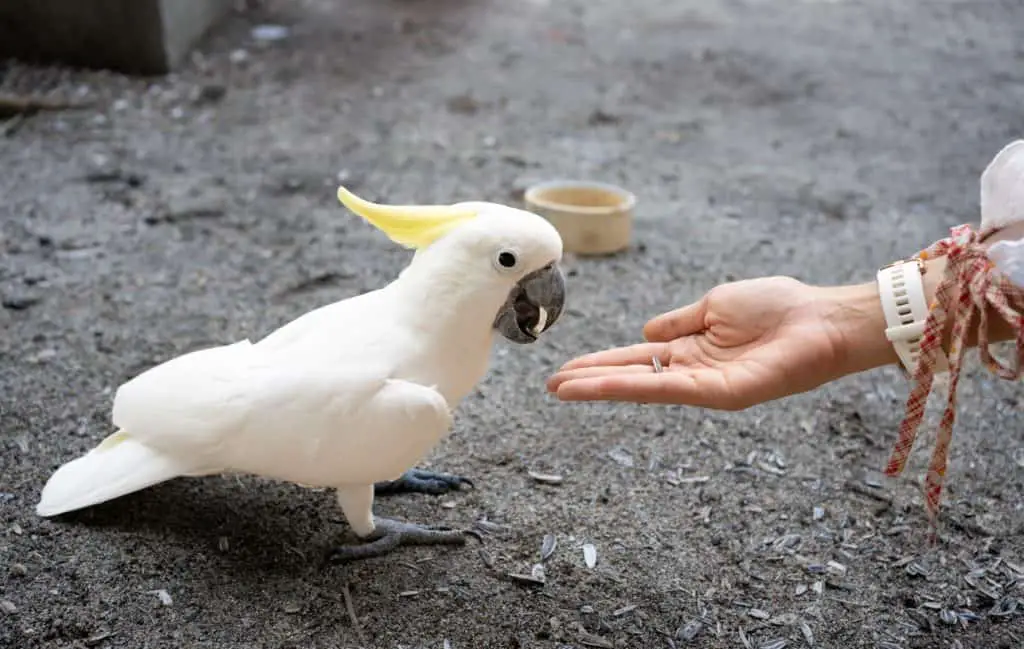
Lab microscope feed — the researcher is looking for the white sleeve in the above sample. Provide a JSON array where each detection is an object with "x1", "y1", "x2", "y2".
[{"x1": 980, "y1": 140, "x2": 1024, "y2": 287}]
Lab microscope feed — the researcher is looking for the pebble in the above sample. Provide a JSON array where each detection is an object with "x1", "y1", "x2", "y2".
[
  {"x1": 582, "y1": 543, "x2": 597, "y2": 568},
  {"x1": 150, "y1": 589, "x2": 173, "y2": 606},
  {"x1": 826, "y1": 561, "x2": 847, "y2": 577},
  {"x1": 252, "y1": 25, "x2": 290, "y2": 41},
  {"x1": 607, "y1": 447, "x2": 634, "y2": 467},
  {"x1": 2, "y1": 295, "x2": 40, "y2": 311},
  {"x1": 528, "y1": 470, "x2": 564, "y2": 485},
  {"x1": 0, "y1": 600, "x2": 16, "y2": 614}
]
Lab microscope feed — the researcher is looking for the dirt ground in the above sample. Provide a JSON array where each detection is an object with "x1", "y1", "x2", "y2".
[{"x1": 2, "y1": 0, "x2": 1023, "y2": 647}]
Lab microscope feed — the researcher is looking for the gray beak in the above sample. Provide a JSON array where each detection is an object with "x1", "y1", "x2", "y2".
[{"x1": 493, "y1": 262, "x2": 566, "y2": 344}]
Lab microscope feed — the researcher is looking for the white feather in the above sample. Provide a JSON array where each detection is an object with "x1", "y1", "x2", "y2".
[{"x1": 36, "y1": 434, "x2": 198, "y2": 517}]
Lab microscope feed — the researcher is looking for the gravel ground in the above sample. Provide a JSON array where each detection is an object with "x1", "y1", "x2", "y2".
[{"x1": 2, "y1": 0, "x2": 1023, "y2": 647}]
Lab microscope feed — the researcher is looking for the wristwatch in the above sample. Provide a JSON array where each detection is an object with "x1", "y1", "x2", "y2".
[{"x1": 876, "y1": 258, "x2": 949, "y2": 376}]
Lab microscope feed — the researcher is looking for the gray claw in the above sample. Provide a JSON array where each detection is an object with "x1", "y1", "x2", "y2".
[
  {"x1": 329, "y1": 517, "x2": 469, "y2": 563},
  {"x1": 373, "y1": 468, "x2": 474, "y2": 496}
]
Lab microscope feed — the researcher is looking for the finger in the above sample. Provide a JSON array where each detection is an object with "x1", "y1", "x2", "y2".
[
  {"x1": 556, "y1": 342, "x2": 668, "y2": 372},
  {"x1": 547, "y1": 364, "x2": 658, "y2": 392},
  {"x1": 643, "y1": 298, "x2": 709, "y2": 343},
  {"x1": 555, "y1": 370, "x2": 740, "y2": 409}
]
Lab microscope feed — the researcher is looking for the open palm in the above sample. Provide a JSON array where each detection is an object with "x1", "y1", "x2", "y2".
[{"x1": 547, "y1": 277, "x2": 853, "y2": 410}]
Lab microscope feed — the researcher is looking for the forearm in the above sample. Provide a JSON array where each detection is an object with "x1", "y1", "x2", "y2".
[{"x1": 824, "y1": 222, "x2": 1024, "y2": 376}]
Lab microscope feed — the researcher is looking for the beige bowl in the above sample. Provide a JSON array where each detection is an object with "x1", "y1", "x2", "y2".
[{"x1": 523, "y1": 180, "x2": 636, "y2": 255}]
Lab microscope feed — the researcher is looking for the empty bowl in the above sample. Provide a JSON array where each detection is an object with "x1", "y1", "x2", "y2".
[{"x1": 523, "y1": 180, "x2": 636, "y2": 255}]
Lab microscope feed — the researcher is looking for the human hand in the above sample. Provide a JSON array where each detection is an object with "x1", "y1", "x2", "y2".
[{"x1": 547, "y1": 276, "x2": 893, "y2": 410}]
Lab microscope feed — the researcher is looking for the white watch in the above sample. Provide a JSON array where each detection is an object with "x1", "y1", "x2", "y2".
[{"x1": 876, "y1": 258, "x2": 948, "y2": 375}]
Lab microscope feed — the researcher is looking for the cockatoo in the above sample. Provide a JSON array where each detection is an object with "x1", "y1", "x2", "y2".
[{"x1": 35, "y1": 186, "x2": 566, "y2": 561}]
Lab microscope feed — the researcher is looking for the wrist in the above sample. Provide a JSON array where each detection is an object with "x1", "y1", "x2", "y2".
[{"x1": 817, "y1": 282, "x2": 900, "y2": 377}]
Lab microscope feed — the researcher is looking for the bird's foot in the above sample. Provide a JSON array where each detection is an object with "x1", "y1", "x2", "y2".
[
  {"x1": 373, "y1": 468, "x2": 473, "y2": 496},
  {"x1": 329, "y1": 517, "x2": 470, "y2": 562}
]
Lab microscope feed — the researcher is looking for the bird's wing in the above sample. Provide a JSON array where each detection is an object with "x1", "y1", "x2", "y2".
[{"x1": 110, "y1": 339, "x2": 452, "y2": 487}]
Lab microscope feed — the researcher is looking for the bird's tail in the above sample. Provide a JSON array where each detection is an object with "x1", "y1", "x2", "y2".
[{"x1": 36, "y1": 430, "x2": 194, "y2": 517}]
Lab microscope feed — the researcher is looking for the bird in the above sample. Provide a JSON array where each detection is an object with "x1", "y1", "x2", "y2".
[{"x1": 35, "y1": 185, "x2": 566, "y2": 561}]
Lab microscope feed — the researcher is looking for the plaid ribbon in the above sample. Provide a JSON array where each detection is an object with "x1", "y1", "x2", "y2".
[{"x1": 883, "y1": 223, "x2": 1024, "y2": 528}]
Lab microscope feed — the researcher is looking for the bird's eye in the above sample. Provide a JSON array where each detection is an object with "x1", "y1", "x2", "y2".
[{"x1": 496, "y1": 251, "x2": 518, "y2": 269}]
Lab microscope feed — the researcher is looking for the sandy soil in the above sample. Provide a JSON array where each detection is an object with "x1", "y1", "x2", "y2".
[{"x1": 2, "y1": 0, "x2": 1023, "y2": 647}]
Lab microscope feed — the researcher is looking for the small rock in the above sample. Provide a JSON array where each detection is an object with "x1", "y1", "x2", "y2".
[
  {"x1": 905, "y1": 561, "x2": 928, "y2": 577},
  {"x1": 148, "y1": 196, "x2": 225, "y2": 225},
  {"x1": 540, "y1": 534, "x2": 557, "y2": 561},
  {"x1": 193, "y1": 84, "x2": 227, "y2": 104},
  {"x1": 588, "y1": 109, "x2": 621, "y2": 125},
  {"x1": 229, "y1": 49, "x2": 249, "y2": 64},
  {"x1": 531, "y1": 563, "x2": 546, "y2": 582},
  {"x1": 577, "y1": 630, "x2": 614, "y2": 649},
  {"x1": 799, "y1": 622, "x2": 813, "y2": 646},
  {"x1": 826, "y1": 561, "x2": 847, "y2": 577},
  {"x1": 84, "y1": 631, "x2": 115, "y2": 646},
  {"x1": 2, "y1": 295, "x2": 40, "y2": 311},
  {"x1": 27, "y1": 349, "x2": 57, "y2": 364},
  {"x1": 10, "y1": 563, "x2": 27, "y2": 577},
  {"x1": 150, "y1": 589, "x2": 173, "y2": 606},
  {"x1": 446, "y1": 94, "x2": 480, "y2": 115},
  {"x1": 813, "y1": 506, "x2": 825, "y2": 521},
  {"x1": 282, "y1": 602, "x2": 301, "y2": 614},
  {"x1": 749, "y1": 608, "x2": 770, "y2": 620},
  {"x1": 607, "y1": 447, "x2": 634, "y2": 468},
  {"x1": 582, "y1": 543, "x2": 597, "y2": 568},
  {"x1": 1, "y1": 600, "x2": 17, "y2": 614},
  {"x1": 252, "y1": 25, "x2": 289, "y2": 41},
  {"x1": 527, "y1": 470, "x2": 563, "y2": 485},
  {"x1": 507, "y1": 572, "x2": 545, "y2": 586},
  {"x1": 676, "y1": 619, "x2": 704, "y2": 642}
]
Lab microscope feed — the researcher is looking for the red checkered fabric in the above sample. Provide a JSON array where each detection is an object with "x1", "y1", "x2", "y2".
[{"x1": 884, "y1": 223, "x2": 1024, "y2": 529}]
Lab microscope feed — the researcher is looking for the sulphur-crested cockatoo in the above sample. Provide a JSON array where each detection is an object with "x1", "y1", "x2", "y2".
[{"x1": 35, "y1": 186, "x2": 566, "y2": 561}]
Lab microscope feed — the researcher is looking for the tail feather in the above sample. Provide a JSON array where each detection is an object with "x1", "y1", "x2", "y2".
[{"x1": 36, "y1": 431, "x2": 193, "y2": 517}]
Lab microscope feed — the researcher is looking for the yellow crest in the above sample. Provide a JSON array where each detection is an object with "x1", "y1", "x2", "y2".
[{"x1": 337, "y1": 186, "x2": 479, "y2": 249}]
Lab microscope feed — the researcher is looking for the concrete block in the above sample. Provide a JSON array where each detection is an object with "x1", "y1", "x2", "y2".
[{"x1": 0, "y1": 0, "x2": 233, "y2": 75}]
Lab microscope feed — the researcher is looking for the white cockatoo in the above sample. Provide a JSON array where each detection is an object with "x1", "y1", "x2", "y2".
[{"x1": 35, "y1": 186, "x2": 566, "y2": 561}]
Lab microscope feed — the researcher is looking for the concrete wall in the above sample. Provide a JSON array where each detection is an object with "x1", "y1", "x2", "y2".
[{"x1": 0, "y1": 0, "x2": 233, "y2": 75}]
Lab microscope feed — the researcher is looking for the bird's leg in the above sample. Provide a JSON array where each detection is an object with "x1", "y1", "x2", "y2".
[
  {"x1": 329, "y1": 485, "x2": 468, "y2": 563},
  {"x1": 373, "y1": 468, "x2": 473, "y2": 496}
]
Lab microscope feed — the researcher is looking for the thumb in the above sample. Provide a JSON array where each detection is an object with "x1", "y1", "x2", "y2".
[{"x1": 643, "y1": 296, "x2": 709, "y2": 342}]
